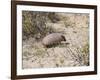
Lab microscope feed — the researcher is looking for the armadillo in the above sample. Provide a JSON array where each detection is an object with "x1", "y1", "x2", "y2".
[{"x1": 42, "y1": 33, "x2": 66, "y2": 47}]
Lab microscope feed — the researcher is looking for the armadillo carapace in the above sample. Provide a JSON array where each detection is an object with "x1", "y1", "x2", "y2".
[{"x1": 42, "y1": 33, "x2": 66, "y2": 47}]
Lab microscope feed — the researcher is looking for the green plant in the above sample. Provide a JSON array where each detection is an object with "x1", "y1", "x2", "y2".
[
  {"x1": 81, "y1": 43, "x2": 89, "y2": 66},
  {"x1": 81, "y1": 43, "x2": 89, "y2": 54}
]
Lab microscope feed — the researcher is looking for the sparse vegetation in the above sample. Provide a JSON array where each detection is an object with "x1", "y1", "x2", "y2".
[
  {"x1": 81, "y1": 43, "x2": 89, "y2": 54},
  {"x1": 34, "y1": 48, "x2": 45, "y2": 57},
  {"x1": 22, "y1": 11, "x2": 60, "y2": 40},
  {"x1": 22, "y1": 11, "x2": 89, "y2": 68},
  {"x1": 81, "y1": 43, "x2": 89, "y2": 65}
]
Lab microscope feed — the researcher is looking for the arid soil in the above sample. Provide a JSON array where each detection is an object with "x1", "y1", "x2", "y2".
[{"x1": 22, "y1": 13, "x2": 89, "y2": 69}]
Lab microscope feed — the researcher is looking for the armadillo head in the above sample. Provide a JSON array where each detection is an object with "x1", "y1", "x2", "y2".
[{"x1": 61, "y1": 35, "x2": 66, "y2": 41}]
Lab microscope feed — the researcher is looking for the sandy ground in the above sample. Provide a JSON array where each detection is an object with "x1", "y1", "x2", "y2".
[{"x1": 22, "y1": 13, "x2": 89, "y2": 69}]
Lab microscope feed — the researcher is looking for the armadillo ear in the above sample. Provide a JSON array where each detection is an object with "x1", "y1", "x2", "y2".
[{"x1": 61, "y1": 35, "x2": 66, "y2": 41}]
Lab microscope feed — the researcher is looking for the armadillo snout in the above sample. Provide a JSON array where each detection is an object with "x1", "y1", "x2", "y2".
[{"x1": 61, "y1": 35, "x2": 66, "y2": 41}]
